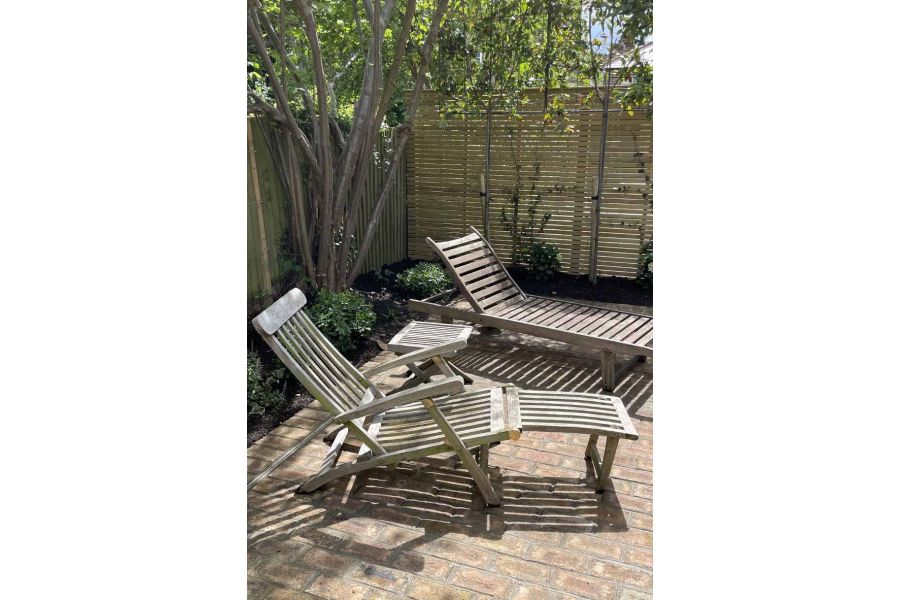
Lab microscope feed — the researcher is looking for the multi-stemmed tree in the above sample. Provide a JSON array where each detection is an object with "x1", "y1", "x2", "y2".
[
  {"x1": 247, "y1": 0, "x2": 651, "y2": 290},
  {"x1": 247, "y1": 0, "x2": 449, "y2": 291}
]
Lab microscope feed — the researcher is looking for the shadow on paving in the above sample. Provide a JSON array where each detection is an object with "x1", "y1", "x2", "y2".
[{"x1": 249, "y1": 453, "x2": 632, "y2": 575}]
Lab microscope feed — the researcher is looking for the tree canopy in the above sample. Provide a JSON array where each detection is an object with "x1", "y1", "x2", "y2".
[{"x1": 246, "y1": 0, "x2": 651, "y2": 291}]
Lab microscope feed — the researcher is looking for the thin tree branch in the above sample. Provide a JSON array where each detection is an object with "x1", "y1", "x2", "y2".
[
  {"x1": 294, "y1": 0, "x2": 336, "y2": 288},
  {"x1": 343, "y1": 0, "x2": 450, "y2": 285},
  {"x1": 247, "y1": 92, "x2": 285, "y2": 122},
  {"x1": 248, "y1": 12, "x2": 322, "y2": 181},
  {"x1": 373, "y1": 0, "x2": 416, "y2": 130}
]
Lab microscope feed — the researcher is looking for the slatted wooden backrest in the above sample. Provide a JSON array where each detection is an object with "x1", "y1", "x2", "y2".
[
  {"x1": 252, "y1": 289, "x2": 376, "y2": 417},
  {"x1": 426, "y1": 226, "x2": 526, "y2": 313}
]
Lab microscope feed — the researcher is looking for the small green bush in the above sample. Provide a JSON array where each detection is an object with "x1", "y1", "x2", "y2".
[
  {"x1": 396, "y1": 262, "x2": 453, "y2": 298},
  {"x1": 637, "y1": 241, "x2": 653, "y2": 290},
  {"x1": 248, "y1": 351, "x2": 287, "y2": 420},
  {"x1": 526, "y1": 242, "x2": 561, "y2": 281},
  {"x1": 307, "y1": 290, "x2": 377, "y2": 353}
]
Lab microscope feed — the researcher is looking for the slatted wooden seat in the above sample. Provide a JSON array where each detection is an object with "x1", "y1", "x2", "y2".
[
  {"x1": 249, "y1": 288, "x2": 638, "y2": 505},
  {"x1": 410, "y1": 226, "x2": 653, "y2": 392}
]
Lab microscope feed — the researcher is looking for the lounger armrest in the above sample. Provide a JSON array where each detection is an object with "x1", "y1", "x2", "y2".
[
  {"x1": 360, "y1": 339, "x2": 468, "y2": 378},
  {"x1": 334, "y1": 376, "x2": 465, "y2": 423}
]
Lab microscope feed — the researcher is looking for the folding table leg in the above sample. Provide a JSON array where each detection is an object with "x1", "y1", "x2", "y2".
[{"x1": 448, "y1": 361, "x2": 474, "y2": 384}]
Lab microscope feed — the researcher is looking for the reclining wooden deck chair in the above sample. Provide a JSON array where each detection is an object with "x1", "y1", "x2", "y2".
[
  {"x1": 409, "y1": 226, "x2": 653, "y2": 393},
  {"x1": 250, "y1": 289, "x2": 637, "y2": 506}
]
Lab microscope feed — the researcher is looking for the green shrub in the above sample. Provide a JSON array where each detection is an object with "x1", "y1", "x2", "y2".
[
  {"x1": 307, "y1": 290, "x2": 377, "y2": 353},
  {"x1": 248, "y1": 351, "x2": 287, "y2": 420},
  {"x1": 396, "y1": 262, "x2": 453, "y2": 298},
  {"x1": 637, "y1": 241, "x2": 653, "y2": 290},
  {"x1": 526, "y1": 242, "x2": 561, "y2": 281}
]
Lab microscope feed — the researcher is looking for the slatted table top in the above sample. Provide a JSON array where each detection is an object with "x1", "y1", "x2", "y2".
[{"x1": 387, "y1": 321, "x2": 474, "y2": 354}]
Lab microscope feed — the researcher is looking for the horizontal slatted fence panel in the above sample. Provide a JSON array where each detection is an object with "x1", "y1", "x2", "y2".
[{"x1": 406, "y1": 89, "x2": 652, "y2": 278}]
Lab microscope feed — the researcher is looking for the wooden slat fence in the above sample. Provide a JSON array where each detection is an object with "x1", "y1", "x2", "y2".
[
  {"x1": 354, "y1": 134, "x2": 408, "y2": 274},
  {"x1": 247, "y1": 117, "x2": 407, "y2": 311},
  {"x1": 248, "y1": 117, "x2": 291, "y2": 311},
  {"x1": 406, "y1": 88, "x2": 652, "y2": 278}
]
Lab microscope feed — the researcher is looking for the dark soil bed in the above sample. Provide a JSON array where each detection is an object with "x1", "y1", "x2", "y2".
[
  {"x1": 507, "y1": 265, "x2": 652, "y2": 307},
  {"x1": 248, "y1": 258, "x2": 651, "y2": 446}
]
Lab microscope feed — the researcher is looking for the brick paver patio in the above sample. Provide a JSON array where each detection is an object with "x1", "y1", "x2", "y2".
[{"x1": 248, "y1": 300, "x2": 653, "y2": 599}]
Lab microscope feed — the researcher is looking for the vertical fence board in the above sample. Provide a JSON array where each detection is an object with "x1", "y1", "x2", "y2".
[
  {"x1": 247, "y1": 118, "x2": 291, "y2": 312},
  {"x1": 248, "y1": 116, "x2": 407, "y2": 310}
]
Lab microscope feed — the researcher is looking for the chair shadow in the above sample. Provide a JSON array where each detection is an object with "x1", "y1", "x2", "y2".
[
  {"x1": 451, "y1": 343, "x2": 653, "y2": 420},
  {"x1": 249, "y1": 453, "x2": 632, "y2": 575}
]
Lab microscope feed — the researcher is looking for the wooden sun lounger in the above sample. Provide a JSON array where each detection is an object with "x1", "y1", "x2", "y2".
[
  {"x1": 250, "y1": 288, "x2": 637, "y2": 506},
  {"x1": 409, "y1": 226, "x2": 653, "y2": 392}
]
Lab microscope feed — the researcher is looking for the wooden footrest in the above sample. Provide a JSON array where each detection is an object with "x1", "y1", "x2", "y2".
[{"x1": 516, "y1": 390, "x2": 637, "y2": 440}]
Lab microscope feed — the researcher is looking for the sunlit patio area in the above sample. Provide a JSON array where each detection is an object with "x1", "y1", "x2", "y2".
[{"x1": 248, "y1": 298, "x2": 652, "y2": 599}]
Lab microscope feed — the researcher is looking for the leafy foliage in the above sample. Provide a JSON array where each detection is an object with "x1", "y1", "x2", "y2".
[
  {"x1": 526, "y1": 242, "x2": 561, "y2": 281},
  {"x1": 248, "y1": 351, "x2": 288, "y2": 420},
  {"x1": 307, "y1": 290, "x2": 377, "y2": 353},
  {"x1": 616, "y1": 64, "x2": 652, "y2": 117},
  {"x1": 431, "y1": 0, "x2": 589, "y2": 125},
  {"x1": 396, "y1": 262, "x2": 453, "y2": 298},
  {"x1": 637, "y1": 240, "x2": 652, "y2": 290}
]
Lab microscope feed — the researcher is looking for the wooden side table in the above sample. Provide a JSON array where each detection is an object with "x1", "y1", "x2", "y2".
[{"x1": 387, "y1": 321, "x2": 474, "y2": 384}]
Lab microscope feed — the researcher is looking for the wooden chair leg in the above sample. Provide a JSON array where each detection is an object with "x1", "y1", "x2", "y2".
[
  {"x1": 596, "y1": 437, "x2": 619, "y2": 493},
  {"x1": 601, "y1": 349, "x2": 616, "y2": 393},
  {"x1": 584, "y1": 434, "x2": 599, "y2": 459},
  {"x1": 432, "y1": 355, "x2": 457, "y2": 379},
  {"x1": 406, "y1": 362, "x2": 431, "y2": 384},
  {"x1": 421, "y1": 398, "x2": 501, "y2": 506},
  {"x1": 479, "y1": 443, "x2": 490, "y2": 473}
]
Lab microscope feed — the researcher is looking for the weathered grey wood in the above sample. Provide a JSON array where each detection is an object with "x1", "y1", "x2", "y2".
[
  {"x1": 416, "y1": 229, "x2": 653, "y2": 360},
  {"x1": 253, "y1": 288, "x2": 308, "y2": 334},
  {"x1": 479, "y1": 443, "x2": 489, "y2": 472},
  {"x1": 407, "y1": 299, "x2": 653, "y2": 357},
  {"x1": 585, "y1": 433, "x2": 599, "y2": 459},
  {"x1": 601, "y1": 349, "x2": 616, "y2": 393},
  {"x1": 254, "y1": 288, "x2": 639, "y2": 503},
  {"x1": 435, "y1": 231, "x2": 480, "y2": 249},
  {"x1": 432, "y1": 355, "x2": 457, "y2": 379},
  {"x1": 421, "y1": 397, "x2": 501, "y2": 506},
  {"x1": 335, "y1": 376, "x2": 464, "y2": 422},
  {"x1": 426, "y1": 236, "x2": 486, "y2": 312},
  {"x1": 385, "y1": 321, "x2": 474, "y2": 386},
  {"x1": 447, "y1": 361, "x2": 474, "y2": 384},
  {"x1": 361, "y1": 338, "x2": 468, "y2": 377},
  {"x1": 596, "y1": 437, "x2": 619, "y2": 493},
  {"x1": 247, "y1": 415, "x2": 335, "y2": 491}
]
